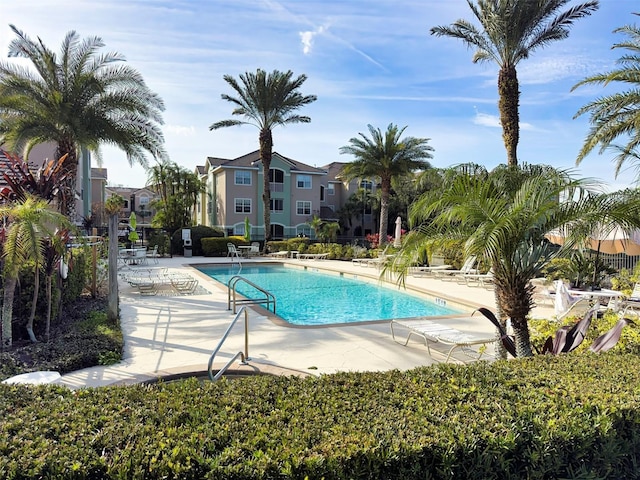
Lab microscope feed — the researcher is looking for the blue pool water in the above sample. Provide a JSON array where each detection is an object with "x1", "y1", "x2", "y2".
[{"x1": 197, "y1": 264, "x2": 462, "y2": 326}]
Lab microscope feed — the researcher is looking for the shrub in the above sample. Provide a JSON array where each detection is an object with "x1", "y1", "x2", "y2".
[
  {"x1": 170, "y1": 225, "x2": 224, "y2": 256},
  {"x1": 147, "y1": 230, "x2": 170, "y2": 257},
  {"x1": 1, "y1": 354, "x2": 640, "y2": 479},
  {"x1": 202, "y1": 236, "x2": 246, "y2": 256}
]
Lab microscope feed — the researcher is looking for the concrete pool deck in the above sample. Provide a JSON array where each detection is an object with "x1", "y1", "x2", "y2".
[{"x1": 56, "y1": 255, "x2": 555, "y2": 389}]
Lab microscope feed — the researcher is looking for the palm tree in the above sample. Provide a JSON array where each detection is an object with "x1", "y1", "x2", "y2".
[
  {"x1": 210, "y1": 69, "x2": 317, "y2": 250},
  {"x1": 339, "y1": 124, "x2": 433, "y2": 246},
  {"x1": 431, "y1": 0, "x2": 599, "y2": 167},
  {"x1": 393, "y1": 164, "x2": 640, "y2": 357},
  {"x1": 0, "y1": 195, "x2": 71, "y2": 345},
  {"x1": 573, "y1": 14, "x2": 640, "y2": 177},
  {"x1": 0, "y1": 25, "x2": 167, "y2": 217},
  {"x1": 147, "y1": 161, "x2": 204, "y2": 238}
]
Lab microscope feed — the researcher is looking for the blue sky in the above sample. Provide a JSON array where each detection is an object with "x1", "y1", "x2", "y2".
[{"x1": 2, "y1": 1, "x2": 637, "y2": 191}]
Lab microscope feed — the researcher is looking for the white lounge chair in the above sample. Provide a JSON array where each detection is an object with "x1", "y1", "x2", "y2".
[
  {"x1": 554, "y1": 280, "x2": 593, "y2": 321},
  {"x1": 390, "y1": 318, "x2": 496, "y2": 363},
  {"x1": 433, "y1": 256, "x2": 478, "y2": 280},
  {"x1": 409, "y1": 264, "x2": 452, "y2": 277},
  {"x1": 268, "y1": 250, "x2": 289, "y2": 258},
  {"x1": 462, "y1": 269, "x2": 494, "y2": 288}
]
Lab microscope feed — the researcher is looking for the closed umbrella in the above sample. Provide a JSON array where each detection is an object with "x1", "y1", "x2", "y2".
[{"x1": 394, "y1": 216, "x2": 402, "y2": 248}]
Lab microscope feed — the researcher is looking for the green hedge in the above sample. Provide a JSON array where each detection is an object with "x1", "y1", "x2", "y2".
[
  {"x1": 1, "y1": 354, "x2": 640, "y2": 479},
  {"x1": 202, "y1": 236, "x2": 247, "y2": 256},
  {"x1": 171, "y1": 225, "x2": 225, "y2": 256}
]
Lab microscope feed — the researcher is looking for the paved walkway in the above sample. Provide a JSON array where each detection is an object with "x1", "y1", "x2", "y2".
[{"x1": 56, "y1": 255, "x2": 554, "y2": 389}]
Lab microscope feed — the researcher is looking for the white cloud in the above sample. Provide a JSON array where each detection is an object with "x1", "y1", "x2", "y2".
[
  {"x1": 165, "y1": 125, "x2": 196, "y2": 137},
  {"x1": 473, "y1": 111, "x2": 534, "y2": 131},
  {"x1": 299, "y1": 25, "x2": 326, "y2": 55}
]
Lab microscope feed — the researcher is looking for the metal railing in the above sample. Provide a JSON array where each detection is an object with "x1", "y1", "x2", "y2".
[
  {"x1": 227, "y1": 275, "x2": 276, "y2": 314},
  {"x1": 207, "y1": 307, "x2": 250, "y2": 381}
]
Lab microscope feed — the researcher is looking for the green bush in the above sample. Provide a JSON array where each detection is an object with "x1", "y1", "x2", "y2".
[
  {"x1": 530, "y1": 309, "x2": 640, "y2": 355},
  {"x1": 1, "y1": 354, "x2": 640, "y2": 479},
  {"x1": 170, "y1": 225, "x2": 225, "y2": 256},
  {"x1": 147, "y1": 231, "x2": 170, "y2": 257},
  {"x1": 202, "y1": 236, "x2": 246, "y2": 256}
]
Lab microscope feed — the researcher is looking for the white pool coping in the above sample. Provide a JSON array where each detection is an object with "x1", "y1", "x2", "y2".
[{"x1": 55, "y1": 255, "x2": 555, "y2": 389}]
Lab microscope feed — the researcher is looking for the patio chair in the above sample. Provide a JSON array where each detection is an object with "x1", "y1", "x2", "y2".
[
  {"x1": 248, "y1": 242, "x2": 261, "y2": 257},
  {"x1": 619, "y1": 283, "x2": 640, "y2": 317},
  {"x1": 148, "y1": 245, "x2": 160, "y2": 264},
  {"x1": 554, "y1": 280, "x2": 592, "y2": 321},
  {"x1": 433, "y1": 256, "x2": 478, "y2": 280},
  {"x1": 227, "y1": 243, "x2": 240, "y2": 259}
]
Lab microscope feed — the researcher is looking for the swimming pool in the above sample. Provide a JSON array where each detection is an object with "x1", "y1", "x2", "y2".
[{"x1": 197, "y1": 264, "x2": 463, "y2": 326}]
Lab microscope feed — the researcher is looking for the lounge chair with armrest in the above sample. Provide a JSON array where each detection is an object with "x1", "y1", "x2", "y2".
[{"x1": 433, "y1": 255, "x2": 478, "y2": 280}]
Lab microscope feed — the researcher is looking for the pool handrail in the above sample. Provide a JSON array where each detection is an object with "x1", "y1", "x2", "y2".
[
  {"x1": 227, "y1": 275, "x2": 276, "y2": 314},
  {"x1": 208, "y1": 307, "x2": 250, "y2": 381}
]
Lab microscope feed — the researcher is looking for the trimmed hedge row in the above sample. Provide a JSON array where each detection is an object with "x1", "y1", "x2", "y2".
[{"x1": 1, "y1": 353, "x2": 640, "y2": 479}]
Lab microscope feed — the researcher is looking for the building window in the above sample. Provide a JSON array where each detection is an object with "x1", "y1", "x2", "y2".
[
  {"x1": 270, "y1": 198, "x2": 284, "y2": 212},
  {"x1": 123, "y1": 199, "x2": 129, "y2": 209},
  {"x1": 296, "y1": 201, "x2": 311, "y2": 216},
  {"x1": 138, "y1": 195, "x2": 150, "y2": 205},
  {"x1": 269, "y1": 168, "x2": 284, "y2": 192},
  {"x1": 297, "y1": 174, "x2": 312, "y2": 189},
  {"x1": 360, "y1": 179, "x2": 373, "y2": 191},
  {"x1": 234, "y1": 224, "x2": 245, "y2": 236},
  {"x1": 235, "y1": 170, "x2": 251, "y2": 185},
  {"x1": 327, "y1": 183, "x2": 335, "y2": 195},
  {"x1": 297, "y1": 225, "x2": 311, "y2": 237},
  {"x1": 320, "y1": 185, "x2": 325, "y2": 202},
  {"x1": 234, "y1": 198, "x2": 251, "y2": 213}
]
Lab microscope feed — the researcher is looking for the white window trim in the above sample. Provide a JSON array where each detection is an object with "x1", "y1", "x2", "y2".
[
  {"x1": 234, "y1": 170, "x2": 252, "y2": 186},
  {"x1": 234, "y1": 198, "x2": 252, "y2": 213},
  {"x1": 296, "y1": 200, "x2": 312, "y2": 216},
  {"x1": 297, "y1": 174, "x2": 312, "y2": 189}
]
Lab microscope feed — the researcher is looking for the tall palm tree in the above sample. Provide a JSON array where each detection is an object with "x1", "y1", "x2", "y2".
[
  {"x1": 339, "y1": 124, "x2": 433, "y2": 246},
  {"x1": 210, "y1": 69, "x2": 317, "y2": 249},
  {"x1": 0, "y1": 195, "x2": 71, "y2": 345},
  {"x1": 573, "y1": 14, "x2": 640, "y2": 178},
  {"x1": 431, "y1": 0, "x2": 599, "y2": 167},
  {"x1": 0, "y1": 25, "x2": 167, "y2": 217},
  {"x1": 393, "y1": 164, "x2": 640, "y2": 357}
]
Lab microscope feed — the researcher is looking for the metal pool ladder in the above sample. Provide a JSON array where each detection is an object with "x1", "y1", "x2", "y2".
[
  {"x1": 227, "y1": 275, "x2": 276, "y2": 314},
  {"x1": 208, "y1": 307, "x2": 251, "y2": 381}
]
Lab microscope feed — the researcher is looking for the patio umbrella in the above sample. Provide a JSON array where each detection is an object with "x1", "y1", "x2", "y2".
[
  {"x1": 394, "y1": 216, "x2": 402, "y2": 248},
  {"x1": 546, "y1": 225, "x2": 640, "y2": 256}
]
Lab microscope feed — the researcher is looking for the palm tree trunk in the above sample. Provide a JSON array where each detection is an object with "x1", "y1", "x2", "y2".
[
  {"x1": 378, "y1": 178, "x2": 391, "y2": 246},
  {"x1": 1, "y1": 275, "x2": 17, "y2": 349},
  {"x1": 260, "y1": 128, "x2": 273, "y2": 252},
  {"x1": 498, "y1": 65, "x2": 520, "y2": 167},
  {"x1": 108, "y1": 213, "x2": 119, "y2": 323},
  {"x1": 56, "y1": 139, "x2": 78, "y2": 218},
  {"x1": 511, "y1": 314, "x2": 534, "y2": 357},
  {"x1": 26, "y1": 268, "x2": 40, "y2": 343},
  {"x1": 46, "y1": 274, "x2": 52, "y2": 342}
]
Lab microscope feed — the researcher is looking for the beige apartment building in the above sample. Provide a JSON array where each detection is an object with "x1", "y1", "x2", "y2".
[{"x1": 194, "y1": 150, "x2": 377, "y2": 241}]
